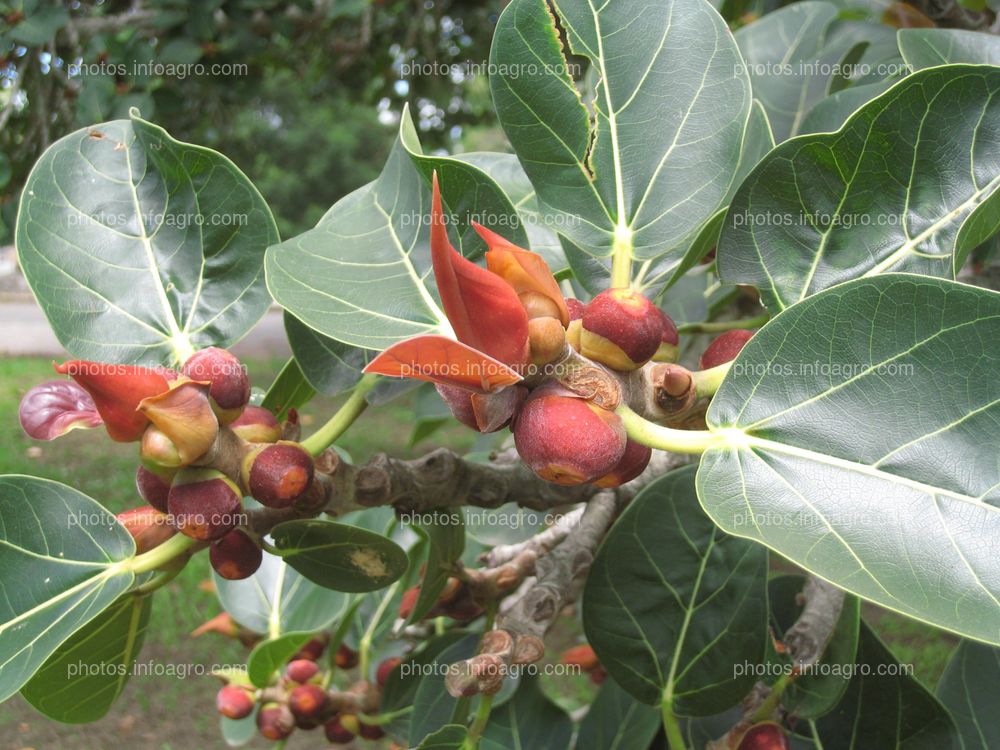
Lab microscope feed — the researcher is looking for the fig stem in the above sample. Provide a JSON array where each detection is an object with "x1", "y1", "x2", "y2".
[
  {"x1": 359, "y1": 580, "x2": 401, "y2": 681},
  {"x1": 616, "y1": 405, "x2": 721, "y2": 454},
  {"x1": 301, "y1": 375, "x2": 378, "y2": 456},
  {"x1": 133, "y1": 565, "x2": 183, "y2": 595},
  {"x1": 462, "y1": 692, "x2": 495, "y2": 749},
  {"x1": 610, "y1": 224, "x2": 634, "y2": 289},
  {"x1": 128, "y1": 533, "x2": 198, "y2": 574},
  {"x1": 692, "y1": 362, "x2": 732, "y2": 398},
  {"x1": 750, "y1": 668, "x2": 797, "y2": 723},
  {"x1": 677, "y1": 312, "x2": 769, "y2": 334},
  {"x1": 660, "y1": 700, "x2": 687, "y2": 750}
]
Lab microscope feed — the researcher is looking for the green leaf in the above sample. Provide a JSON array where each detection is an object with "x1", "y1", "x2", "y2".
[
  {"x1": 899, "y1": 28, "x2": 1000, "y2": 70},
  {"x1": 9, "y1": 4, "x2": 69, "y2": 45},
  {"x1": 409, "y1": 634, "x2": 479, "y2": 745},
  {"x1": 798, "y1": 78, "x2": 894, "y2": 135},
  {"x1": 0, "y1": 476, "x2": 136, "y2": 702},
  {"x1": 717, "y1": 65, "x2": 1000, "y2": 312},
  {"x1": 583, "y1": 466, "x2": 769, "y2": 714},
  {"x1": 935, "y1": 639, "x2": 1000, "y2": 750},
  {"x1": 490, "y1": 0, "x2": 750, "y2": 267},
  {"x1": 270, "y1": 519, "x2": 409, "y2": 593},
  {"x1": 409, "y1": 511, "x2": 465, "y2": 623},
  {"x1": 260, "y1": 355, "x2": 317, "y2": 420},
  {"x1": 284, "y1": 312, "x2": 367, "y2": 396},
  {"x1": 481, "y1": 675, "x2": 573, "y2": 750},
  {"x1": 417, "y1": 725, "x2": 469, "y2": 749},
  {"x1": 16, "y1": 113, "x2": 279, "y2": 366},
  {"x1": 794, "y1": 623, "x2": 959, "y2": 749},
  {"x1": 699, "y1": 274, "x2": 1000, "y2": 644},
  {"x1": 246, "y1": 632, "x2": 313, "y2": 689},
  {"x1": 19, "y1": 593, "x2": 150, "y2": 723},
  {"x1": 768, "y1": 575, "x2": 859, "y2": 719},
  {"x1": 575, "y1": 678, "x2": 661, "y2": 750},
  {"x1": 213, "y1": 549, "x2": 350, "y2": 636}
]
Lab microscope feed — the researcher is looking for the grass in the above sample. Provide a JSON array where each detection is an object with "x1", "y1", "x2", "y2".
[{"x1": 0, "y1": 357, "x2": 959, "y2": 747}]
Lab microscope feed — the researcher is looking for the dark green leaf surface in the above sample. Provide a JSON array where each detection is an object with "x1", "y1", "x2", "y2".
[
  {"x1": 409, "y1": 634, "x2": 479, "y2": 745},
  {"x1": 20, "y1": 593, "x2": 150, "y2": 722},
  {"x1": 575, "y1": 678, "x2": 661, "y2": 750},
  {"x1": 699, "y1": 274, "x2": 1000, "y2": 644},
  {"x1": 480, "y1": 676, "x2": 573, "y2": 750},
  {"x1": 409, "y1": 511, "x2": 465, "y2": 623},
  {"x1": 416, "y1": 725, "x2": 468, "y2": 749},
  {"x1": 246, "y1": 632, "x2": 312, "y2": 688},
  {"x1": 16, "y1": 113, "x2": 278, "y2": 366},
  {"x1": 284, "y1": 312, "x2": 368, "y2": 396},
  {"x1": 270, "y1": 519, "x2": 408, "y2": 593},
  {"x1": 260, "y1": 356, "x2": 317, "y2": 420},
  {"x1": 899, "y1": 28, "x2": 1000, "y2": 70},
  {"x1": 0, "y1": 476, "x2": 136, "y2": 702},
  {"x1": 490, "y1": 0, "x2": 750, "y2": 265},
  {"x1": 718, "y1": 65, "x2": 1000, "y2": 312},
  {"x1": 935, "y1": 639, "x2": 1000, "y2": 750},
  {"x1": 583, "y1": 466, "x2": 769, "y2": 714}
]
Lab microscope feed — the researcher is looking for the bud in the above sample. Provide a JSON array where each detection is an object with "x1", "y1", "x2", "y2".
[
  {"x1": 511, "y1": 635, "x2": 545, "y2": 665},
  {"x1": 53, "y1": 360, "x2": 174, "y2": 441},
  {"x1": 580, "y1": 289, "x2": 664, "y2": 371},
  {"x1": 376, "y1": 656, "x2": 403, "y2": 687},
  {"x1": 737, "y1": 721, "x2": 791, "y2": 750},
  {"x1": 479, "y1": 630, "x2": 514, "y2": 659},
  {"x1": 256, "y1": 703, "x2": 294, "y2": 740},
  {"x1": 700, "y1": 329, "x2": 755, "y2": 370},
  {"x1": 210, "y1": 528, "x2": 262, "y2": 580},
  {"x1": 513, "y1": 385, "x2": 626, "y2": 486},
  {"x1": 444, "y1": 662, "x2": 480, "y2": 698},
  {"x1": 216, "y1": 685, "x2": 255, "y2": 720},
  {"x1": 652, "y1": 308, "x2": 680, "y2": 363},
  {"x1": 229, "y1": 405, "x2": 282, "y2": 443},
  {"x1": 334, "y1": 644, "x2": 359, "y2": 670},
  {"x1": 135, "y1": 464, "x2": 174, "y2": 513},
  {"x1": 241, "y1": 441, "x2": 315, "y2": 508},
  {"x1": 470, "y1": 653, "x2": 506, "y2": 695},
  {"x1": 324, "y1": 715, "x2": 356, "y2": 744},
  {"x1": 286, "y1": 659, "x2": 320, "y2": 684},
  {"x1": 528, "y1": 317, "x2": 567, "y2": 366},
  {"x1": 168, "y1": 468, "x2": 243, "y2": 541},
  {"x1": 138, "y1": 381, "x2": 219, "y2": 465},
  {"x1": 181, "y1": 347, "x2": 251, "y2": 423},
  {"x1": 593, "y1": 439, "x2": 652, "y2": 488},
  {"x1": 140, "y1": 425, "x2": 183, "y2": 470},
  {"x1": 116, "y1": 505, "x2": 176, "y2": 554},
  {"x1": 288, "y1": 683, "x2": 328, "y2": 721}
]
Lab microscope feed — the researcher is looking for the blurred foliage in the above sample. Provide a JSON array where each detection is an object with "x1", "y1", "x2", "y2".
[{"x1": 0, "y1": 0, "x2": 505, "y2": 241}]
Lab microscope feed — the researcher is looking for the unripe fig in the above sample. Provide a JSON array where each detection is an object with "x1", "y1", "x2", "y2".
[
  {"x1": 140, "y1": 425, "x2": 183, "y2": 470},
  {"x1": 581, "y1": 288, "x2": 664, "y2": 370},
  {"x1": 168, "y1": 468, "x2": 243, "y2": 541},
  {"x1": 324, "y1": 715, "x2": 356, "y2": 743},
  {"x1": 376, "y1": 656, "x2": 403, "y2": 687},
  {"x1": 216, "y1": 685, "x2": 255, "y2": 720},
  {"x1": 334, "y1": 644, "x2": 359, "y2": 669},
  {"x1": 566, "y1": 298, "x2": 584, "y2": 351},
  {"x1": 229, "y1": 405, "x2": 282, "y2": 443},
  {"x1": 594, "y1": 439, "x2": 652, "y2": 488},
  {"x1": 653, "y1": 309, "x2": 680, "y2": 363},
  {"x1": 286, "y1": 658, "x2": 321, "y2": 684},
  {"x1": 590, "y1": 666, "x2": 608, "y2": 684},
  {"x1": 210, "y1": 528, "x2": 262, "y2": 580},
  {"x1": 135, "y1": 464, "x2": 174, "y2": 513},
  {"x1": 339, "y1": 714, "x2": 361, "y2": 735},
  {"x1": 293, "y1": 635, "x2": 328, "y2": 662},
  {"x1": 528, "y1": 316, "x2": 567, "y2": 366},
  {"x1": 181, "y1": 347, "x2": 250, "y2": 423},
  {"x1": 241, "y1": 441, "x2": 315, "y2": 508},
  {"x1": 565, "y1": 298, "x2": 585, "y2": 321},
  {"x1": 288, "y1": 683, "x2": 328, "y2": 721},
  {"x1": 513, "y1": 387, "x2": 626, "y2": 485},
  {"x1": 560, "y1": 644, "x2": 600, "y2": 671},
  {"x1": 116, "y1": 505, "x2": 176, "y2": 554},
  {"x1": 257, "y1": 703, "x2": 294, "y2": 740},
  {"x1": 700, "y1": 329, "x2": 754, "y2": 369},
  {"x1": 360, "y1": 723, "x2": 386, "y2": 740},
  {"x1": 737, "y1": 721, "x2": 791, "y2": 750}
]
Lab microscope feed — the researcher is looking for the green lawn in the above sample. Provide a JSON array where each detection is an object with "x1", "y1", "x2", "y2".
[{"x1": 0, "y1": 356, "x2": 957, "y2": 748}]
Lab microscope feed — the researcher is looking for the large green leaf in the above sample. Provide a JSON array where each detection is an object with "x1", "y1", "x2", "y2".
[
  {"x1": 0, "y1": 476, "x2": 136, "y2": 701},
  {"x1": 717, "y1": 65, "x2": 1000, "y2": 312},
  {"x1": 260, "y1": 356, "x2": 317, "y2": 420},
  {"x1": 480, "y1": 676, "x2": 573, "y2": 750},
  {"x1": 935, "y1": 640, "x2": 1000, "y2": 750},
  {"x1": 575, "y1": 678, "x2": 661, "y2": 750},
  {"x1": 583, "y1": 466, "x2": 769, "y2": 714},
  {"x1": 794, "y1": 623, "x2": 959, "y2": 749},
  {"x1": 16, "y1": 112, "x2": 278, "y2": 366},
  {"x1": 698, "y1": 274, "x2": 1000, "y2": 644},
  {"x1": 409, "y1": 634, "x2": 479, "y2": 745},
  {"x1": 490, "y1": 0, "x2": 750, "y2": 268},
  {"x1": 246, "y1": 632, "x2": 312, "y2": 689},
  {"x1": 899, "y1": 28, "x2": 1000, "y2": 70},
  {"x1": 19, "y1": 593, "x2": 150, "y2": 722},
  {"x1": 213, "y1": 549, "x2": 350, "y2": 636},
  {"x1": 270, "y1": 519, "x2": 409, "y2": 593}
]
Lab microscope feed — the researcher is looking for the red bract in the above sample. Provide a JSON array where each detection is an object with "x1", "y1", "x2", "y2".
[
  {"x1": 364, "y1": 334, "x2": 522, "y2": 394},
  {"x1": 19, "y1": 380, "x2": 104, "y2": 440},
  {"x1": 429, "y1": 172, "x2": 529, "y2": 366},
  {"x1": 53, "y1": 361, "x2": 175, "y2": 441}
]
